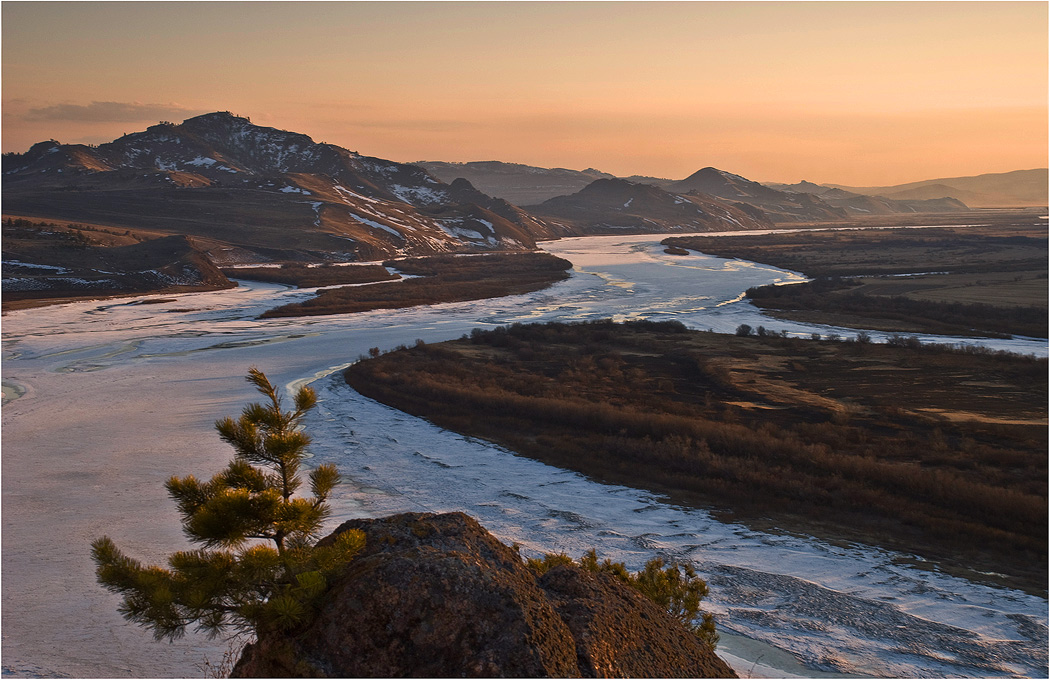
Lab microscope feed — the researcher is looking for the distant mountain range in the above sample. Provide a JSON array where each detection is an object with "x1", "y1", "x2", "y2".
[
  {"x1": 420, "y1": 161, "x2": 1018, "y2": 219},
  {"x1": 4, "y1": 112, "x2": 1042, "y2": 302},
  {"x1": 524, "y1": 178, "x2": 773, "y2": 233},
  {"x1": 415, "y1": 161, "x2": 615, "y2": 207},
  {"x1": 812, "y1": 169, "x2": 1048, "y2": 208}
]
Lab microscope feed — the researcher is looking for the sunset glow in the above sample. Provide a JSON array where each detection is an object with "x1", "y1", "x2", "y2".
[{"x1": 3, "y1": 1, "x2": 1046, "y2": 185}]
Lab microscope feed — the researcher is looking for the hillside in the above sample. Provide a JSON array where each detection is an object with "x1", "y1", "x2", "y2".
[
  {"x1": 2, "y1": 113, "x2": 566, "y2": 263},
  {"x1": 669, "y1": 168, "x2": 850, "y2": 222},
  {"x1": 525, "y1": 178, "x2": 772, "y2": 232},
  {"x1": 2, "y1": 218, "x2": 234, "y2": 307},
  {"x1": 823, "y1": 169, "x2": 1048, "y2": 208},
  {"x1": 768, "y1": 181, "x2": 969, "y2": 214}
]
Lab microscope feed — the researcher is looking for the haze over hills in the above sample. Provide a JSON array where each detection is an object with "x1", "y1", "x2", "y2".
[
  {"x1": 421, "y1": 162, "x2": 847, "y2": 221},
  {"x1": 768, "y1": 181, "x2": 970, "y2": 215},
  {"x1": 2, "y1": 113, "x2": 773, "y2": 303},
  {"x1": 422, "y1": 161, "x2": 986, "y2": 220},
  {"x1": 415, "y1": 161, "x2": 615, "y2": 207},
  {"x1": 774, "y1": 169, "x2": 1048, "y2": 208},
  {"x1": 4, "y1": 112, "x2": 1042, "y2": 308}
]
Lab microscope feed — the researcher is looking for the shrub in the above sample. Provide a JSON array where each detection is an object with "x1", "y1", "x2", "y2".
[
  {"x1": 528, "y1": 548, "x2": 718, "y2": 650},
  {"x1": 92, "y1": 369, "x2": 363, "y2": 640}
]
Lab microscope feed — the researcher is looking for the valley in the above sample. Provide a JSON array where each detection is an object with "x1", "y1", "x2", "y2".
[
  {"x1": 2, "y1": 234, "x2": 1046, "y2": 678},
  {"x1": 10, "y1": 114, "x2": 1040, "y2": 313},
  {"x1": 2, "y1": 114, "x2": 1047, "y2": 680},
  {"x1": 5, "y1": 3, "x2": 1047, "y2": 677}
]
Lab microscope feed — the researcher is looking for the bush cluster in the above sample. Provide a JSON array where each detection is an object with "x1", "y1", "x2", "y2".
[{"x1": 346, "y1": 321, "x2": 1047, "y2": 584}]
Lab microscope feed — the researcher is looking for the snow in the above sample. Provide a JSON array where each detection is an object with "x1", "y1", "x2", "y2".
[
  {"x1": 349, "y1": 212, "x2": 404, "y2": 240},
  {"x1": 279, "y1": 185, "x2": 311, "y2": 194},
  {"x1": 389, "y1": 184, "x2": 449, "y2": 206},
  {"x1": 437, "y1": 223, "x2": 496, "y2": 245},
  {"x1": 334, "y1": 185, "x2": 381, "y2": 204},
  {"x1": 2, "y1": 277, "x2": 53, "y2": 290},
  {"x1": 185, "y1": 155, "x2": 217, "y2": 167},
  {"x1": 1, "y1": 233, "x2": 1046, "y2": 678},
  {"x1": 2, "y1": 260, "x2": 70, "y2": 273},
  {"x1": 623, "y1": 198, "x2": 634, "y2": 208},
  {"x1": 307, "y1": 201, "x2": 323, "y2": 227}
]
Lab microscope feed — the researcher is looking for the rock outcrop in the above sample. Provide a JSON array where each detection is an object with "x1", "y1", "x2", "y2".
[{"x1": 232, "y1": 512, "x2": 735, "y2": 678}]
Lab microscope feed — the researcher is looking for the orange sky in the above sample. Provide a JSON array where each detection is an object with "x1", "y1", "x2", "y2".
[{"x1": 3, "y1": 1, "x2": 1046, "y2": 185}]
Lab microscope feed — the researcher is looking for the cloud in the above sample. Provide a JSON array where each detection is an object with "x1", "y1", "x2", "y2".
[{"x1": 24, "y1": 101, "x2": 207, "y2": 123}]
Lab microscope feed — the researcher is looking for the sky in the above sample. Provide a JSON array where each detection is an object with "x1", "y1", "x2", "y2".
[{"x1": 2, "y1": 1, "x2": 1047, "y2": 186}]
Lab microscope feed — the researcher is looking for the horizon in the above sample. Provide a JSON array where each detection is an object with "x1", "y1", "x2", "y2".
[{"x1": 3, "y1": 1, "x2": 1047, "y2": 186}]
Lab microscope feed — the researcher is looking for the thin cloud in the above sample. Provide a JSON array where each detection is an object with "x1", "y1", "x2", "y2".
[{"x1": 24, "y1": 101, "x2": 207, "y2": 123}]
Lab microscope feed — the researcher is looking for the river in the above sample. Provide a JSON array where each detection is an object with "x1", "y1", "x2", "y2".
[{"x1": 1, "y1": 234, "x2": 1046, "y2": 678}]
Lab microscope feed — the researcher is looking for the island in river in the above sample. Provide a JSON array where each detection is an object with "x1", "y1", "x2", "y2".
[{"x1": 346, "y1": 319, "x2": 1048, "y2": 595}]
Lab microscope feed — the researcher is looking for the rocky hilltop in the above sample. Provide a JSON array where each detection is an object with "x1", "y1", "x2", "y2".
[
  {"x1": 668, "y1": 167, "x2": 849, "y2": 222},
  {"x1": 233, "y1": 512, "x2": 735, "y2": 678},
  {"x1": 2, "y1": 112, "x2": 564, "y2": 262}
]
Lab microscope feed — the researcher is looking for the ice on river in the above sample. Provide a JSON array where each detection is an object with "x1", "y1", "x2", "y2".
[{"x1": 2, "y1": 234, "x2": 1046, "y2": 678}]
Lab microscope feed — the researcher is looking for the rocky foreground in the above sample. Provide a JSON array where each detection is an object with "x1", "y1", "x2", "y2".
[{"x1": 233, "y1": 512, "x2": 735, "y2": 678}]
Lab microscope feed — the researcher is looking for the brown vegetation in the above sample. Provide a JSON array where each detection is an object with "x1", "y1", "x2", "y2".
[
  {"x1": 745, "y1": 277, "x2": 1047, "y2": 338},
  {"x1": 222, "y1": 263, "x2": 399, "y2": 288},
  {"x1": 664, "y1": 222, "x2": 1047, "y2": 339},
  {"x1": 2, "y1": 217, "x2": 235, "y2": 310},
  {"x1": 259, "y1": 252, "x2": 571, "y2": 318},
  {"x1": 345, "y1": 320, "x2": 1047, "y2": 593}
]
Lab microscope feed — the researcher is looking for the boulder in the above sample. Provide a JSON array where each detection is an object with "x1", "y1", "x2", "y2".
[{"x1": 232, "y1": 512, "x2": 736, "y2": 678}]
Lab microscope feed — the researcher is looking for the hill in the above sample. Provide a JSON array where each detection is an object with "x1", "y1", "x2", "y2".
[
  {"x1": 669, "y1": 167, "x2": 848, "y2": 222},
  {"x1": 767, "y1": 181, "x2": 969, "y2": 215},
  {"x1": 2, "y1": 217, "x2": 235, "y2": 308},
  {"x1": 2, "y1": 112, "x2": 566, "y2": 263},
  {"x1": 524, "y1": 178, "x2": 772, "y2": 233},
  {"x1": 823, "y1": 169, "x2": 1048, "y2": 208}
]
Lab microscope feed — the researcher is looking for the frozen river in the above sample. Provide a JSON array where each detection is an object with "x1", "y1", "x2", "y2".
[{"x1": 2, "y1": 234, "x2": 1046, "y2": 678}]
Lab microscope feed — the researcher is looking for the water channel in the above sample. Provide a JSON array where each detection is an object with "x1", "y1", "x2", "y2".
[{"x1": 2, "y1": 234, "x2": 1045, "y2": 677}]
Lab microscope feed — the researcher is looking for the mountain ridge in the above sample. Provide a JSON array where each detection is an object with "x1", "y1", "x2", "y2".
[
  {"x1": 3, "y1": 112, "x2": 566, "y2": 263},
  {"x1": 422, "y1": 160, "x2": 991, "y2": 218},
  {"x1": 816, "y1": 169, "x2": 1047, "y2": 208},
  {"x1": 525, "y1": 178, "x2": 773, "y2": 233}
]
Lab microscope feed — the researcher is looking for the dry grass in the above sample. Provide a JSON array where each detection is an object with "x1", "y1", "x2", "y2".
[{"x1": 346, "y1": 320, "x2": 1048, "y2": 594}]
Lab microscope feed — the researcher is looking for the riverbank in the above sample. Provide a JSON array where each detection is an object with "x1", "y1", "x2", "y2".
[
  {"x1": 664, "y1": 223, "x2": 1048, "y2": 339},
  {"x1": 344, "y1": 320, "x2": 1048, "y2": 595},
  {"x1": 3, "y1": 235, "x2": 1046, "y2": 678}
]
